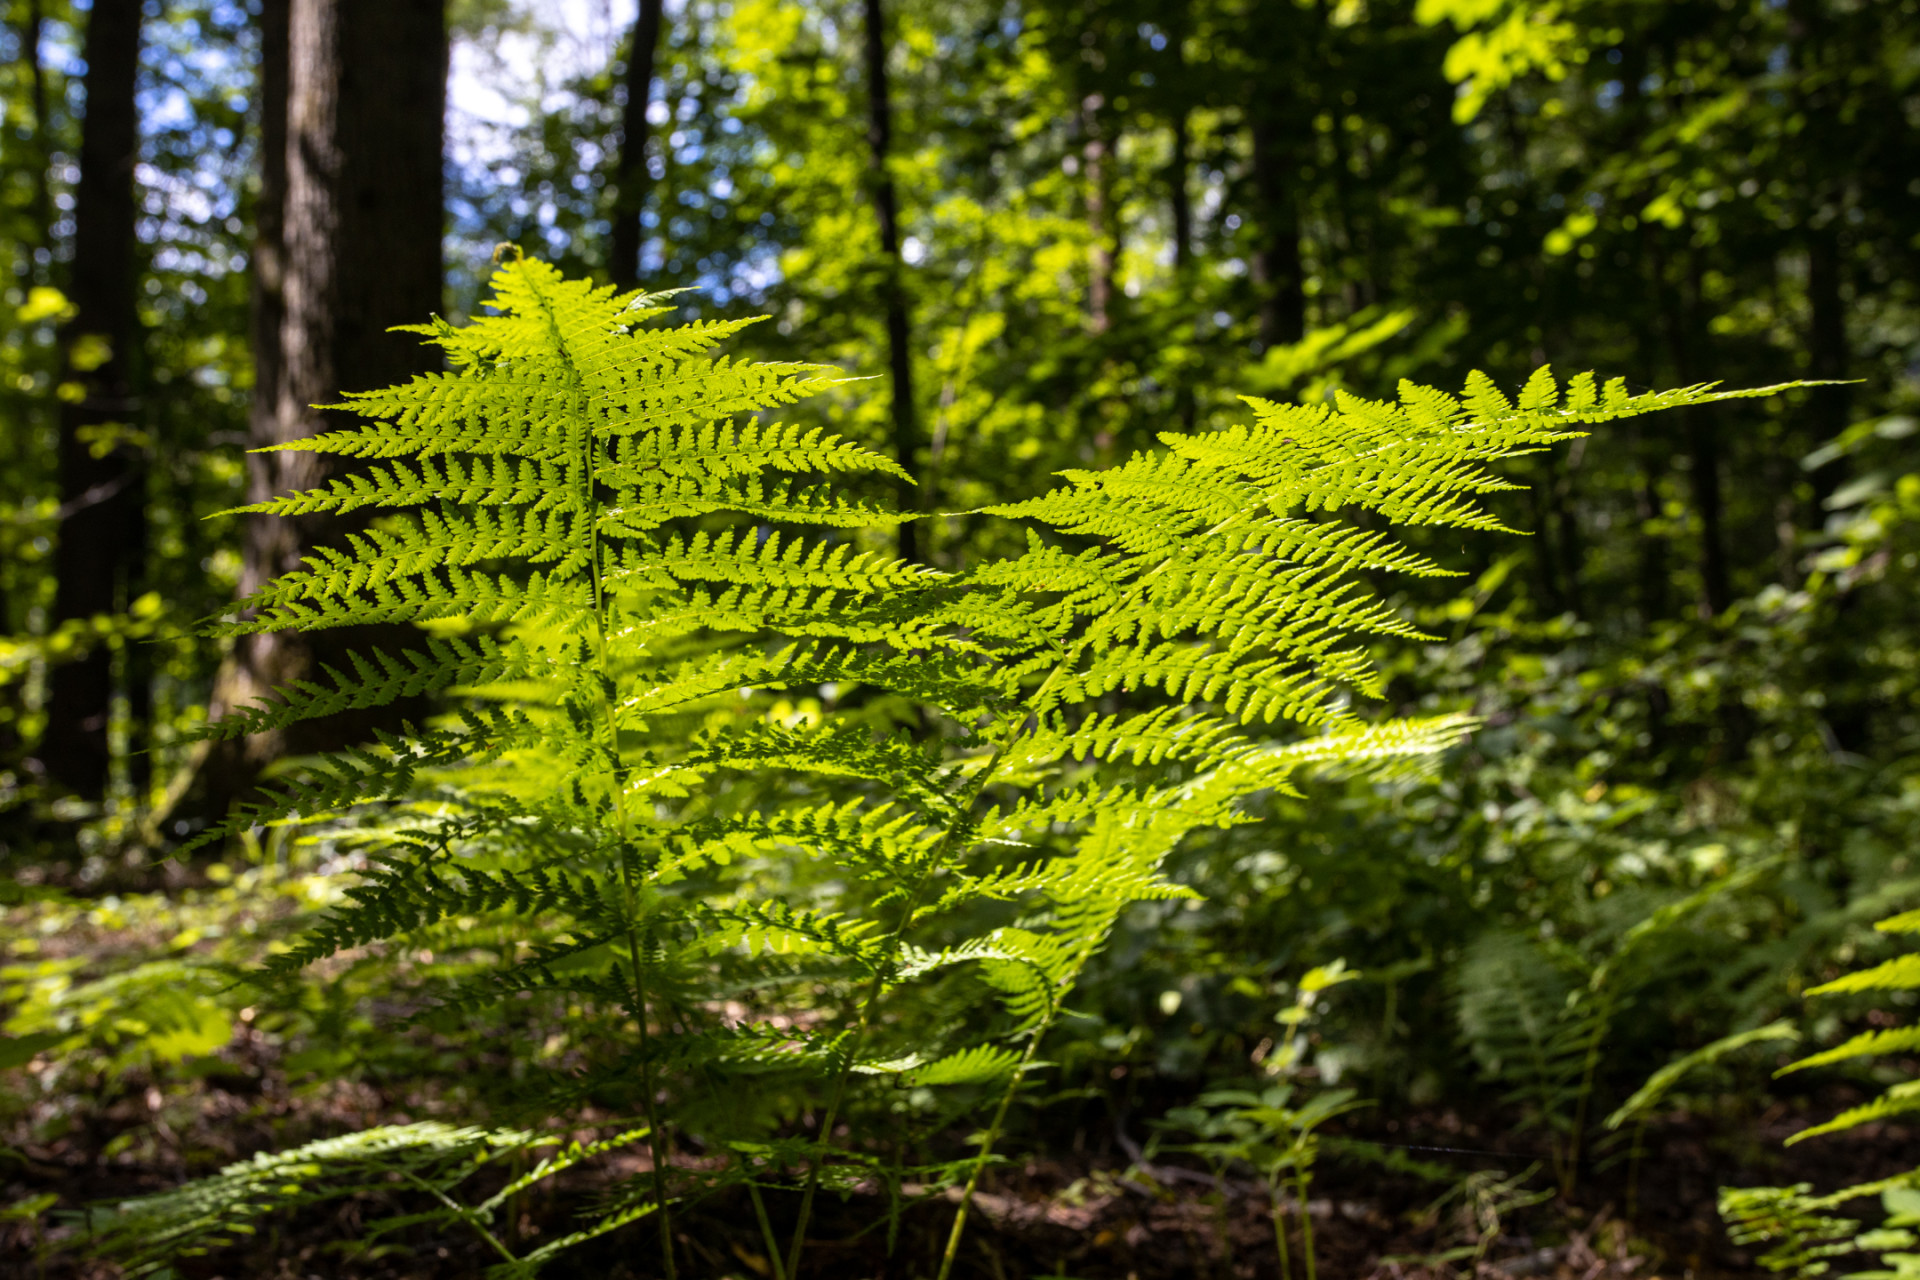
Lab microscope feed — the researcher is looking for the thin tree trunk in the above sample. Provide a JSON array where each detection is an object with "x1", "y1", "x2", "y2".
[
  {"x1": 1170, "y1": 105, "x2": 1195, "y2": 432},
  {"x1": 1803, "y1": 227, "x2": 1849, "y2": 510},
  {"x1": 1679, "y1": 256, "x2": 1731, "y2": 617},
  {"x1": 40, "y1": 0, "x2": 144, "y2": 799},
  {"x1": 1652, "y1": 232, "x2": 1730, "y2": 618},
  {"x1": 1170, "y1": 113, "x2": 1192, "y2": 272},
  {"x1": 1551, "y1": 446, "x2": 1585, "y2": 619},
  {"x1": 608, "y1": 0, "x2": 664, "y2": 288},
  {"x1": 1634, "y1": 448, "x2": 1670, "y2": 626},
  {"x1": 1787, "y1": 0, "x2": 1849, "y2": 520},
  {"x1": 1248, "y1": 113, "x2": 1305, "y2": 348},
  {"x1": 202, "y1": 0, "x2": 291, "y2": 809},
  {"x1": 1165, "y1": 1, "x2": 1193, "y2": 276},
  {"x1": 203, "y1": 0, "x2": 445, "y2": 810},
  {"x1": 861, "y1": 0, "x2": 921, "y2": 561},
  {"x1": 1083, "y1": 93, "x2": 1115, "y2": 333},
  {"x1": 25, "y1": 0, "x2": 53, "y2": 250}
]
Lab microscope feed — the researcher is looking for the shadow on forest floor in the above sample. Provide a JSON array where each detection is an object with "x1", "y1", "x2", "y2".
[{"x1": 6, "y1": 1047, "x2": 1918, "y2": 1280}]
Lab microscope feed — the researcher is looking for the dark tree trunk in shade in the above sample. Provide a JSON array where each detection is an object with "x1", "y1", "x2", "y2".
[
  {"x1": 860, "y1": 0, "x2": 921, "y2": 561},
  {"x1": 1680, "y1": 262, "x2": 1731, "y2": 618},
  {"x1": 1655, "y1": 240, "x2": 1730, "y2": 617},
  {"x1": 39, "y1": 0, "x2": 144, "y2": 799},
  {"x1": 1803, "y1": 227, "x2": 1850, "y2": 510},
  {"x1": 1685, "y1": 403, "x2": 1731, "y2": 618},
  {"x1": 1546, "y1": 448, "x2": 1586, "y2": 619},
  {"x1": 1634, "y1": 450, "x2": 1670, "y2": 626},
  {"x1": 25, "y1": 0, "x2": 53, "y2": 246},
  {"x1": 1169, "y1": 113, "x2": 1192, "y2": 273},
  {"x1": 608, "y1": 0, "x2": 664, "y2": 288},
  {"x1": 1248, "y1": 113, "x2": 1305, "y2": 349},
  {"x1": 203, "y1": 0, "x2": 445, "y2": 809},
  {"x1": 1082, "y1": 94, "x2": 1116, "y2": 334},
  {"x1": 1169, "y1": 107, "x2": 1195, "y2": 432},
  {"x1": 250, "y1": 0, "x2": 290, "y2": 495}
]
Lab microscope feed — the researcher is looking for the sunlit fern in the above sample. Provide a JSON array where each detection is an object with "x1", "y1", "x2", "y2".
[{"x1": 103, "y1": 253, "x2": 1792, "y2": 1278}]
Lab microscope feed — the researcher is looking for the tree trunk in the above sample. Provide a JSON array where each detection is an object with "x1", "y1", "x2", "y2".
[
  {"x1": 1680, "y1": 257, "x2": 1731, "y2": 617},
  {"x1": 40, "y1": 0, "x2": 144, "y2": 800},
  {"x1": 861, "y1": 0, "x2": 921, "y2": 561},
  {"x1": 1654, "y1": 235, "x2": 1730, "y2": 618},
  {"x1": 1803, "y1": 226, "x2": 1850, "y2": 511},
  {"x1": 1634, "y1": 453, "x2": 1670, "y2": 626},
  {"x1": 1169, "y1": 112, "x2": 1191, "y2": 273},
  {"x1": 1248, "y1": 112, "x2": 1305, "y2": 348},
  {"x1": 25, "y1": 0, "x2": 53, "y2": 248},
  {"x1": 204, "y1": 0, "x2": 445, "y2": 807},
  {"x1": 608, "y1": 0, "x2": 664, "y2": 289},
  {"x1": 1083, "y1": 94, "x2": 1115, "y2": 333}
]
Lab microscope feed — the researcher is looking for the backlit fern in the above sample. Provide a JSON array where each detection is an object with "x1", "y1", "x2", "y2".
[{"x1": 105, "y1": 253, "x2": 1792, "y2": 1277}]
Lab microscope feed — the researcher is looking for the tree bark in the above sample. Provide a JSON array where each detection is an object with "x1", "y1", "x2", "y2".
[
  {"x1": 1169, "y1": 111, "x2": 1192, "y2": 274},
  {"x1": 608, "y1": 0, "x2": 664, "y2": 288},
  {"x1": 1673, "y1": 256, "x2": 1731, "y2": 617},
  {"x1": 1083, "y1": 94, "x2": 1115, "y2": 334},
  {"x1": 1248, "y1": 112, "x2": 1305, "y2": 348},
  {"x1": 1634, "y1": 452, "x2": 1670, "y2": 625},
  {"x1": 40, "y1": 0, "x2": 144, "y2": 799},
  {"x1": 1803, "y1": 226, "x2": 1850, "y2": 510},
  {"x1": 861, "y1": 0, "x2": 921, "y2": 561},
  {"x1": 25, "y1": 0, "x2": 53, "y2": 248},
  {"x1": 204, "y1": 0, "x2": 445, "y2": 806}
]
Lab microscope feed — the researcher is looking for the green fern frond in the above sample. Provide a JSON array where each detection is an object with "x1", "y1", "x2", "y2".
[
  {"x1": 1779, "y1": 1027, "x2": 1920, "y2": 1076},
  {"x1": 1808, "y1": 955, "x2": 1920, "y2": 996},
  {"x1": 92, "y1": 1122, "x2": 549, "y2": 1275}
]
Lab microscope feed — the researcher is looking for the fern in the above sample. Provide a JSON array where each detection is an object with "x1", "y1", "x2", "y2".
[
  {"x1": 1720, "y1": 907, "x2": 1920, "y2": 1277},
  {"x1": 107, "y1": 254, "x2": 1790, "y2": 1276},
  {"x1": 1456, "y1": 865, "x2": 1776, "y2": 1196},
  {"x1": 89, "y1": 1121, "x2": 652, "y2": 1279}
]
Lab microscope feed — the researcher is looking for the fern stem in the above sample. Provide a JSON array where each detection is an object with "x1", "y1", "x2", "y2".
[
  {"x1": 933, "y1": 1028, "x2": 1045, "y2": 1280},
  {"x1": 398, "y1": 1170, "x2": 520, "y2": 1267},
  {"x1": 781, "y1": 723, "x2": 1030, "y2": 1276},
  {"x1": 1298, "y1": 1171, "x2": 1317, "y2": 1280},
  {"x1": 781, "y1": 730, "x2": 1033, "y2": 1275},
  {"x1": 797, "y1": 509, "x2": 1248, "y2": 1276},
  {"x1": 747, "y1": 1179, "x2": 787, "y2": 1280},
  {"x1": 1270, "y1": 1174, "x2": 1293, "y2": 1280},
  {"x1": 1561, "y1": 991, "x2": 1613, "y2": 1199},
  {"x1": 541, "y1": 275, "x2": 677, "y2": 1280}
]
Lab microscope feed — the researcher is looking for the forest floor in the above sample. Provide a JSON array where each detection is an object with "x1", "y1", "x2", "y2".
[
  {"x1": 7, "y1": 879, "x2": 1917, "y2": 1277},
  {"x1": 6, "y1": 1034, "x2": 1917, "y2": 1280}
]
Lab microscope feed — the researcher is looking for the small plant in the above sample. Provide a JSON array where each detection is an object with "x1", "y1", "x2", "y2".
[
  {"x1": 1161, "y1": 1083, "x2": 1364, "y2": 1280},
  {"x1": 1154, "y1": 961, "x2": 1366, "y2": 1280},
  {"x1": 94, "y1": 255, "x2": 1787, "y2": 1275}
]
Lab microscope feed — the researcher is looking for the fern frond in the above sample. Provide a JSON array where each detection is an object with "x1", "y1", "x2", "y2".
[
  {"x1": 1807, "y1": 955, "x2": 1920, "y2": 996},
  {"x1": 195, "y1": 643, "x2": 547, "y2": 739},
  {"x1": 93, "y1": 1122, "x2": 537, "y2": 1275},
  {"x1": 1786, "y1": 1082, "x2": 1920, "y2": 1145},
  {"x1": 1779, "y1": 1027, "x2": 1920, "y2": 1075}
]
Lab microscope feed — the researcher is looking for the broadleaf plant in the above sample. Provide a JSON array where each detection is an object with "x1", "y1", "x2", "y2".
[{"x1": 103, "y1": 253, "x2": 1797, "y2": 1277}]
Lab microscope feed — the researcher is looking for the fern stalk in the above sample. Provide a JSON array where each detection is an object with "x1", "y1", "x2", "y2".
[
  {"x1": 934, "y1": 1026, "x2": 1045, "y2": 1280},
  {"x1": 1271, "y1": 1178, "x2": 1294, "y2": 1280},
  {"x1": 577, "y1": 324, "x2": 678, "y2": 1280}
]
